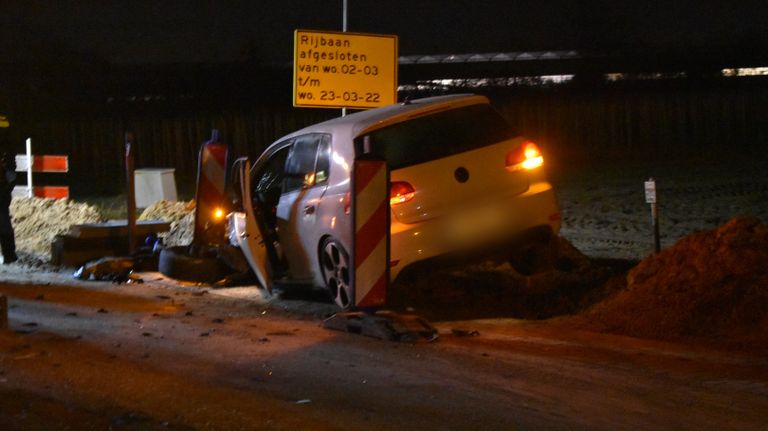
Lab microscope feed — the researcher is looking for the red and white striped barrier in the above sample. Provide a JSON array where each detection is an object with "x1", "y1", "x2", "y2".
[
  {"x1": 193, "y1": 131, "x2": 229, "y2": 245},
  {"x1": 12, "y1": 138, "x2": 70, "y2": 199},
  {"x1": 352, "y1": 159, "x2": 389, "y2": 308}
]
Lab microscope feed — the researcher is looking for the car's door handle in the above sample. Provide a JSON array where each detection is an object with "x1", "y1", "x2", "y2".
[{"x1": 303, "y1": 205, "x2": 316, "y2": 215}]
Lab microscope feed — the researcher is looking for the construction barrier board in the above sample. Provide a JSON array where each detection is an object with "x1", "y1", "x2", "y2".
[
  {"x1": 351, "y1": 158, "x2": 389, "y2": 308},
  {"x1": 193, "y1": 136, "x2": 229, "y2": 245},
  {"x1": 12, "y1": 185, "x2": 70, "y2": 199},
  {"x1": 15, "y1": 154, "x2": 69, "y2": 173}
]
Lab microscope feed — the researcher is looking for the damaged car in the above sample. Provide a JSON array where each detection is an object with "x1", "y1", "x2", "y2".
[{"x1": 229, "y1": 94, "x2": 561, "y2": 308}]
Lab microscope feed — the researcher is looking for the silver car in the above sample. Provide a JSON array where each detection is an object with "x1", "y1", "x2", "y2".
[{"x1": 230, "y1": 94, "x2": 561, "y2": 308}]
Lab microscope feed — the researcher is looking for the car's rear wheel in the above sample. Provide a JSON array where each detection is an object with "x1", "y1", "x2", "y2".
[{"x1": 319, "y1": 238, "x2": 352, "y2": 309}]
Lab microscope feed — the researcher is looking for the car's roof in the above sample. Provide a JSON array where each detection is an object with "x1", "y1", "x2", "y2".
[{"x1": 279, "y1": 93, "x2": 489, "y2": 143}]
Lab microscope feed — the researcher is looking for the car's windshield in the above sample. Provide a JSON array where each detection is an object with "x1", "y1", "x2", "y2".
[{"x1": 356, "y1": 103, "x2": 515, "y2": 169}]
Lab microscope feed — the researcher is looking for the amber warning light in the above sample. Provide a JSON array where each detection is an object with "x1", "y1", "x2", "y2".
[{"x1": 506, "y1": 141, "x2": 544, "y2": 172}]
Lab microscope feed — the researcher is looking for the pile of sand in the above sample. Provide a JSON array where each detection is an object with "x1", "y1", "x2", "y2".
[
  {"x1": 163, "y1": 212, "x2": 195, "y2": 246},
  {"x1": 138, "y1": 199, "x2": 194, "y2": 223},
  {"x1": 5, "y1": 198, "x2": 197, "y2": 265},
  {"x1": 10, "y1": 197, "x2": 104, "y2": 263},
  {"x1": 138, "y1": 200, "x2": 195, "y2": 246},
  {"x1": 577, "y1": 217, "x2": 768, "y2": 347}
]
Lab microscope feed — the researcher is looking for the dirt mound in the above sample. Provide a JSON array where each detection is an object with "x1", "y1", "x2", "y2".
[
  {"x1": 389, "y1": 236, "x2": 619, "y2": 321},
  {"x1": 10, "y1": 197, "x2": 104, "y2": 263},
  {"x1": 138, "y1": 200, "x2": 195, "y2": 246},
  {"x1": 577, "y1": 217, "x2": 768, "y2": 347}
]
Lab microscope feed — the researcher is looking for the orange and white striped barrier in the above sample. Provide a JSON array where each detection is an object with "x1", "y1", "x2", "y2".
[
  {"x1": 193, "y1": 130, "x2": 230, "y2": 245},
  {"x1": 12, "y1": 138, "x2": 70, "y2": 199},
  {"x1": 352, "y1": 159, "x2": 389, "y2": 308}
]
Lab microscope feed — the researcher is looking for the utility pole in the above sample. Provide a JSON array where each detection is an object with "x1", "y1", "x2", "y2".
[{"x1": 342, "y1": 0, "x2": 348, "y2": 117}]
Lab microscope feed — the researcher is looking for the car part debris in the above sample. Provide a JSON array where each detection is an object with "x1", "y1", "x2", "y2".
[
  {"x1": 74, "y1": 256, "x2": 135, "y2": 281},
  {"x1": 111, "y1": 271, "x2": 144, "y2": 284},
  {"x1": 323, "y1": 310, "x2": 438, "y2": 342}
]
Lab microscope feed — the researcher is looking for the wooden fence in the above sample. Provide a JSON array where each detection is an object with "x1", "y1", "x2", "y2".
[{"x1": 12, "y1": 78, "x2": 768, "y2": 197}]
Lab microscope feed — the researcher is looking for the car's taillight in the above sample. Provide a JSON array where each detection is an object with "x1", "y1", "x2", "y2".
[
  {"x1": 506, "y1": 141, "x2": 544, "y2": 172},
  {"x1": 390, "y1": 181, "x2": 415, "y2": 206}
]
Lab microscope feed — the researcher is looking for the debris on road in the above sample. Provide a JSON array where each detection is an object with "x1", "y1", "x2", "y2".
[
  {"x1": 73, "y1": 256, "x2": 135, "y2": 281},
  {"x1": 323, "y1": 310, "x2": 439, "y2": 342}
]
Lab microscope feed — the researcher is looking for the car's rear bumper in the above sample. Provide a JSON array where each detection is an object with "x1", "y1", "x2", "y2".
[{"x1": 389, "y1": 181, "x2": 561, "y2": 280}]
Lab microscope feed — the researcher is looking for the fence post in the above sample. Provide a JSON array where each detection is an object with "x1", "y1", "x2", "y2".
[
  {"x1": 125, "y1": 133, "x2": 137, "y2": 255},
  {"x1": 25, "y1": 138, "x2": 33, "y2": 198}
]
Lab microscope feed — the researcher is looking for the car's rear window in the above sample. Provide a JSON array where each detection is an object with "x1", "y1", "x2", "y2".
[{"x1": 356, "y1": 103, "x2": 515, "y2": 169}]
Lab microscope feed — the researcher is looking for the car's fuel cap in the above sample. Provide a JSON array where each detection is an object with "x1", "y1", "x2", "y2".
[{"x1": 454, "y1": 167, "x2": 470, "y2": 183}]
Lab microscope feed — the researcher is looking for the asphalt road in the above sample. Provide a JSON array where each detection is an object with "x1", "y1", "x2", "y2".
[{"x1": 1, "y1": 275, "x2": 767, "y2": 430}]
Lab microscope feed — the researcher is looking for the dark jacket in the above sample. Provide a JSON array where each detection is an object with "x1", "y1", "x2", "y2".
[{"x1": 0, "y1": 151, "x2": 16, "y2": 207}]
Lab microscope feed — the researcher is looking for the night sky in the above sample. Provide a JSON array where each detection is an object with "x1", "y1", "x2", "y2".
[{"x1": 2, "y1": 0, "x2": 768, "y2": 64}]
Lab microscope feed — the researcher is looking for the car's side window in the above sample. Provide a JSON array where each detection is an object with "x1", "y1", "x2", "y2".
[
  {"x1": 314, "y1": 135, "x2": 331, "y2": 185},
  {"x1": 282, "y1": 134, "x2": 331, "y2": 193},
  {"x1": 254, "y1": 144, "x2": 290, "y2": 195},
  {"x1": 252, "y1": 145, "x2": 291, "y2": 229}
]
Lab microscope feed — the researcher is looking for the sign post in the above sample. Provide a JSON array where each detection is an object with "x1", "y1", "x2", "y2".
[
  {"x1": 293, "y1": 30, "x2": 398, "y2": 109},
  {"x1": 644, "y1": 178, "x2": 660, "y2": 254},
  {"x1": 12, "y1": 138, "x2": 70, "y2": 199}
]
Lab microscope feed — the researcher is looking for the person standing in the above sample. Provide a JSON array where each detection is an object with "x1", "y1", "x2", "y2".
[{"x1": 0, "y1": 114, "x2": 18, "y2": 264}]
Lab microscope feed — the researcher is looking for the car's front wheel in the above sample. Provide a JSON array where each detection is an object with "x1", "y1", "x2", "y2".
[{"x1": 319, "y1": 237, "x2": 352, "y2": 309}]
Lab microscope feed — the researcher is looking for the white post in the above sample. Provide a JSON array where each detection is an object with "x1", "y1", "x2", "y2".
[
  {"x1": 644, "y1": 178, "x2": 660, "y2": 254},
  {"x1": 25, "y1": 138, "x2": 33, "y2": 198}
]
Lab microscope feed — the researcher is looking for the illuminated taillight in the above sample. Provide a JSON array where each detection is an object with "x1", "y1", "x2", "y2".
[
  {"x1": 390, "y1": 181, "x2": 415, "y2": 206},
  {"x1": 506, "y1": 141, "x2": 544, "y2": 172}
]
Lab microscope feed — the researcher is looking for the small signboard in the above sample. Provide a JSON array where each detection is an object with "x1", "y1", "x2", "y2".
[
  {"x1": 644, "y1": 179, "x2": 657, "y2": 203},
  {"x1": 293, "y1": 30, "x2": 398, "y2": 109},
  {"x1": 15, "y1": 154, "x2": 69, "y2": 173}
]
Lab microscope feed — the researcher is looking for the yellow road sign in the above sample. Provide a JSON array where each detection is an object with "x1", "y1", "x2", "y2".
[{"x1": 294, "y1": 30, "x2": 398, "y2": 109}]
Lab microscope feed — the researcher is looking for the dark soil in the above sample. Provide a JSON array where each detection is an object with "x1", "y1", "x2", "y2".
[
  {"x1": 572, "y1": 217, "x2": 768, "y2": 350},
  {"x1": 388, "y1": 237, "x2": 628, "y2": 321}
]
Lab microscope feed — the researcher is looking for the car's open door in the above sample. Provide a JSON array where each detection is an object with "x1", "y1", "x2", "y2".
[{"x1": 231, "y1": 158, "x2": 273, "y2": 293}]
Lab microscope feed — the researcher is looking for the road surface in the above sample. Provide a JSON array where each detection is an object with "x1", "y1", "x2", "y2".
[{"x1": 1, "y1": 273, "x2": 766, "y2": 430}]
